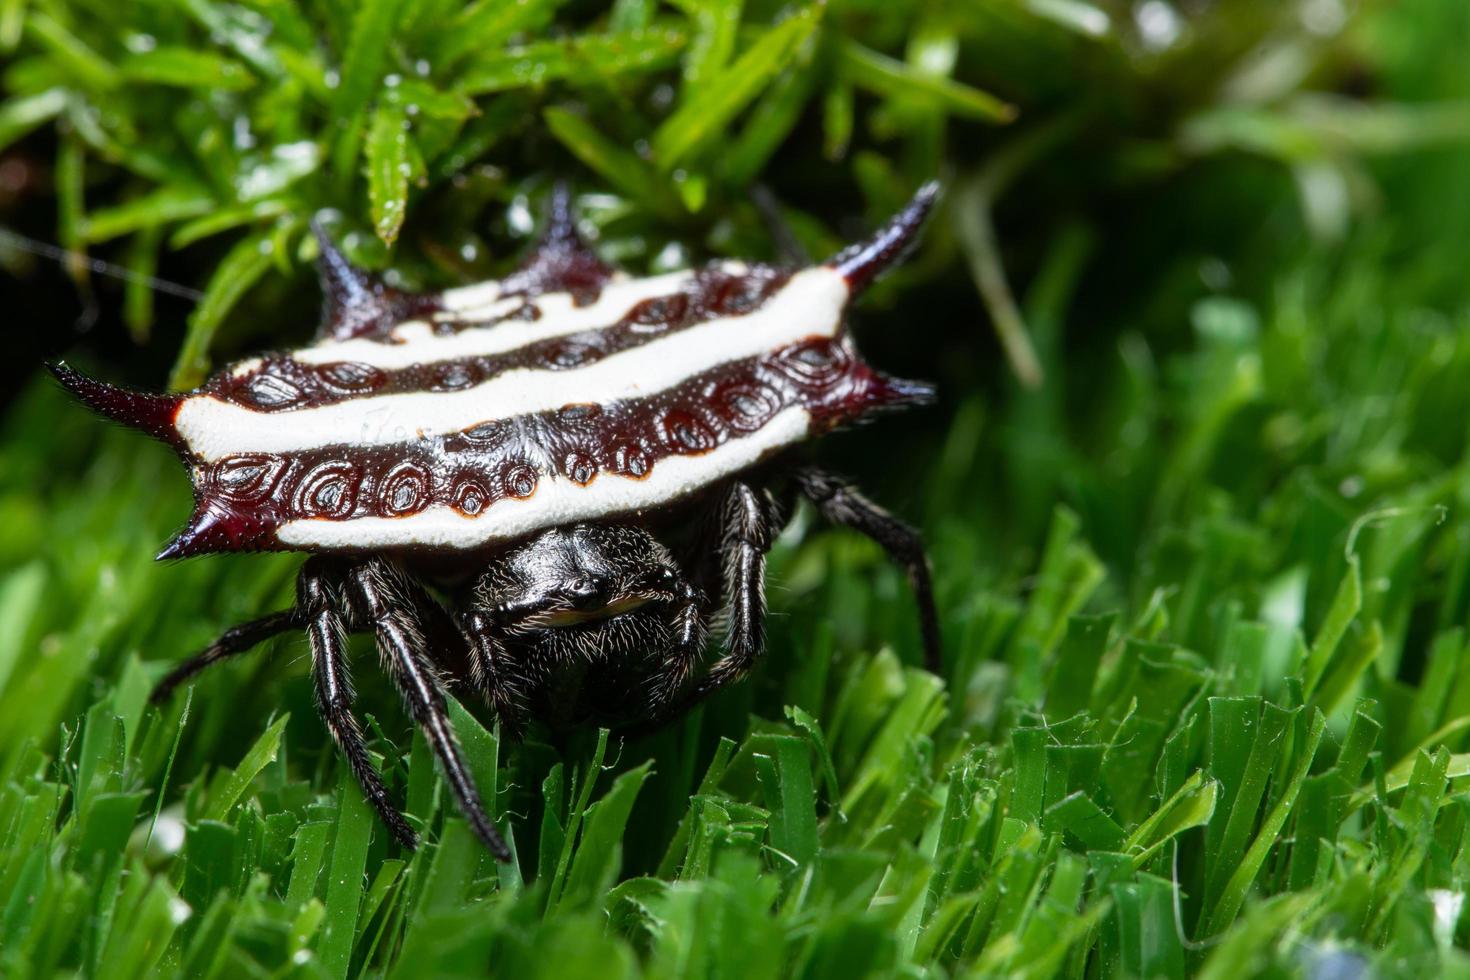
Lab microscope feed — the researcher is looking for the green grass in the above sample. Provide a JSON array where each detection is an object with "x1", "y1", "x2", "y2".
[{"x1": 6, "y1": 0, "x2": 1470, "y2": 977}]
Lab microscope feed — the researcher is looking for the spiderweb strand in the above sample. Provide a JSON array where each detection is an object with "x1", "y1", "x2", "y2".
[{"x1": 0, "y1": 227, "x2": 205, "y2": 302}]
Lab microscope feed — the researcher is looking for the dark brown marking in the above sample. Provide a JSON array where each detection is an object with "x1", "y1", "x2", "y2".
[
  {"x1": 213, "y1": 454, "x2": 287, "y2": 503},
  {"x1": 502, "y1": 462, "x2": 539, "y2": 499},
  {"x1": 454, "y1": 477, "x2": 489, "y2": 515},
  {"x1": 381, "y1": 463, "x2": 430, "y2": 515},
  {"x1": 294, "y1": 461, "x2": 360, "y2": 518}
]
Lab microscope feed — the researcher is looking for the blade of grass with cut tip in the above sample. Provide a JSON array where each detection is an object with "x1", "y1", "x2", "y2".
[
  {"x1": 204, "y1": 714, "x2": 288, "y2": 822},
  {"x1": 1204, "y1": 709, "x2": 1326, "y2": 935},
  {"x1": 317, "y1": 766, "x2": 374, "y2": 979}
]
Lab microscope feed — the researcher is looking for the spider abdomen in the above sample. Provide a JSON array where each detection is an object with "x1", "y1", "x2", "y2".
[{"x1": 53, "y1": 184, "x2": 938, "y2": 561}]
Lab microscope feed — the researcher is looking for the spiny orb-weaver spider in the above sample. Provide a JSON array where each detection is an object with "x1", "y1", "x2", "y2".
[{"x1": 52, "y1": 184, "x2": 943, "y2": 859}]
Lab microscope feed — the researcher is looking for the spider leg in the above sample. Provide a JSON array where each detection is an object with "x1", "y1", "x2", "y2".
[
  {"x1": 645, "y1": 575, "x2": 709, "y2": 712},
  {"x1": 461, "y1": 611, "x2": 529, "y2": 741},
  {"x1": 149, "y1": 609, "x2": 298, "y2": 704},
  {"x1": 694, "y1": 481, "x2": 775, "y2": 699},
  {"x1": 349, "y1": 560, "x2": 512, "y2": 861},
  {"x1": 621, "y1": 484, "x2": 773, "y2": 736},
  {"x1": 794, "y1": 467, "x2": 941, "y2": 673},
  {"x1": 299, "y1": 559, "x2": 419, "y2": 851}
]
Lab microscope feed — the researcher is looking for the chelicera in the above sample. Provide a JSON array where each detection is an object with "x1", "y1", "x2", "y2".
[{"x1": 52, "y1": 184, "x2": 943, "y2": 861}]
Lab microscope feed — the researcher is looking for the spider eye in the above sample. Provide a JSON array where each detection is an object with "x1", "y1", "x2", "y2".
[{"x1": 566, "y1": 575, "x2": 611, "y2": 610}]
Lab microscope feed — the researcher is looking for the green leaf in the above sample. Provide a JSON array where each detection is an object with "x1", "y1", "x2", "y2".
[
  {"x1": 385, "y1": 79, "x2": 476, "y2": 121},
  {"x1": 332, "y1": 0, "x2": 403, "y2": 117},
  {"x1": 1044, "y1": 791, "x2": 1125, "y2": 849},
  {"x1": 170, "y1": 200, "x2": 291, "y2": 249},
  {"x1": 430, "y1": 0, "x2": 567, "y2": 66},
  {"x1": 456, "y1": 28, "x2": 687, "y2": 94},
  {"x1": 1204, "y1": 709, "x2": 1327, "y2": 935},
  {"x1": 754, "y1": 735, "x2": 818, "y2": 865},
  {"x1": 169, "y1": 226, "x2": 280, "y2": 389},
  {"x1": 286, "y1": 823, "x2": 333, "y2": 910},
  {"x1": 1302, "y1": 556, "x2": 1361, "y2": 697},
  {"x1": 560, "y1": 762, "x2": 652, "y2": 908},
  {"x1": 1045, "y1": 613, "x2": 1114, "y2": 718},
  {"x1": 671, "y1": 0, "x2": 742, "y2": 88},
  {"x1": 720, "y1": 54, "x2": 819, "y2": 186},
  {"x1": 367, "y1": 100, "x2": 410, "y2": 245},
  {"x1": 651, "y1": 5, "x2": 820, "y2": 170},
  {"x1": 1126, "y1": 771, "x2": 1219, "y2": 865},
  {"x1": 1203, "y1": 702, "x2": 1294, "y2": 908},
  {"x1": 837, "y1": 40, "x2": 1014, "y2": 123},
  {"x1": 25, "y1": 12, "x2": 118, "y2": 90},
  {"x1": 120, "y1": 48, "x2": 254, "y2": 90},
  {"x1": 543, "y1": 107, "x2": 680, "y2": 218},
  {"x1": 0, "y1": 87, "x2": 65, "y2": 155},
  {"x1": 81, "y1": 186, "x2": 215, "y2": 244},
  {"x1": 0, "y1": 563, "x2": 44, "y2": 696}
]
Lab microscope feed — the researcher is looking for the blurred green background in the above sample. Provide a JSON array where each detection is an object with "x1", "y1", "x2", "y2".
[{"x1": 3, "y1": 0, "x2": 1470, "y2": 976}]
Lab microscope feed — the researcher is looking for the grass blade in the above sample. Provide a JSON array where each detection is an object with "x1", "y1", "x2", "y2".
[
  {"x1": 651, "y1": 4, "x2": 821, "y2": 170},
  {"x1": 367, "y1": 100, "x2": 410, "y2": 245}
]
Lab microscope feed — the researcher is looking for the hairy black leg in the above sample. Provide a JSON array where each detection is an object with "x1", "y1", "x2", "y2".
[
  {"x1": 350, "y1": 560, "x2": 512, "y2": 861},
  {"x1": 695, "y1": 481, "x2": 775, "y2": 698},
  {"x1": 299, "y1": 559, "x2": 419, "y2": 850},
  {"x1": 461, "y1": 611, "x2": 529, "y2": 741},
  {"x1": 795, "y1": 468, "x2": 941, "y2": 673},
  {"x1": 149, "y1": 609, "x2": 298, "y2": 704},
  {"x1": 645, "y1": 573, "x2": 709, "y2": 711},
  {"x1": 621, "y1": 485, "x2": 773, "y2": 736}
]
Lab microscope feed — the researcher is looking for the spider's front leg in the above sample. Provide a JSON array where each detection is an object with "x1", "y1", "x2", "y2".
[
  {"x1": 346, "y1": 559, "x2": 511, "y2": 861},
  {"x1": 460, "y1": 610, "x2": 531, "y2": 741},
  {"x1": 630, "y1": 482, "x2": 776, "y2": 735},
  {"x1": 642, "y1": 569, "x2": 708, "y2": 713},
  {"x1": 694, "y1": 481, "x2": 779, "y2": 700},
  {"x1": 297, "y1": 558, "x2": 421, "y2": 850}
]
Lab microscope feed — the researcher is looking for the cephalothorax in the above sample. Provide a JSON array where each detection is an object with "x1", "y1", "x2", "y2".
[{"x1": 53, "y1": 183, "x2": 943, "y2": 860}]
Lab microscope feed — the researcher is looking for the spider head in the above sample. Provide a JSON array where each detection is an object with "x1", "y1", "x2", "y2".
[{"x1": 471, "y1": 524, "x2": 688, "y2": 637}]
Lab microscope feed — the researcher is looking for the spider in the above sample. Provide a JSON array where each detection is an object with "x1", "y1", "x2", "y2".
[{"x1": 53, "y1": 183, "x2": 943, "y2": 860}]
